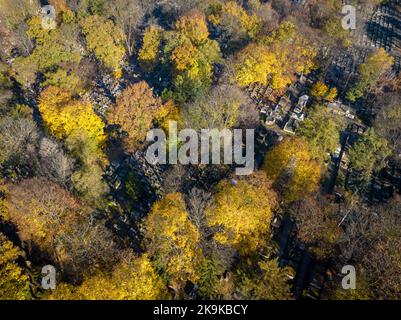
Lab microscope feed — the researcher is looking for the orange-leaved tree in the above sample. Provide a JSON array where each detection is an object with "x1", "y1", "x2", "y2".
[{"x1": 108, "y1": 81, "x2": 162, "y2": 152}]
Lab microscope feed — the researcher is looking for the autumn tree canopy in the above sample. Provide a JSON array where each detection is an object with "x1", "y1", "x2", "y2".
[
  {"x1": 5, "y1": 177, "x2": 86, "y2": 249},
  {"x1": 5, "y1": 177, "x2": 117, "y2": 278},
  {"x1": 347, "y1": 48, "x2": 394, "y2": 101},
  {"x1": 297, "y1": 106, "x2": 344, "y2": 162},
  {"x1": 138, "y1": 9, "x2": 222, "y2": 102},
  {"x1": 38, "y1": 86, "x2": 106, "y2": 147},
  {"x1": 138, "y1": 25, "x2": 164, "y2": 71},
  {"x1": 108, "y1": 81, "x2": 162, "y2": 152},
  {"x1": 49, "y1": 254, "x2": 170, "y2": 300},
  {"x1": 145, "y1": 192, "x2": 204, "y2": 295},
  {"x1": 262, "y1": 137, "x2": 321, "y2": 203},
  {"x1": 0, "y1": 233, "x2": 30, "y2": 300},
  {"x1": 206, "y1": 172, "x2": 277, "y2": 255},
  {"x1": 11, "y1": 15, "x2": 82, "y2": 87},
  {"x1": 235, "y1": 21, "x2": 316, "y2": 93},
  {"x1": 310, "y1": 81, "x2": 337, "y2": 102},
  {"x1": 208, "y1": 1, "x2": 261, "y2": 40},
  {"x1": 238, "y1": 258, "x2": 293, "y2": 300},
  {"x1": 38, "y1": 86, "x2": 108, "y2": 202},
  {"x1": 1, "y1": 0, "x2": 400, "y2": 303},
  {"x1": 80, "y1": 14, "x2": 126, "y2": 78},
  {"x1": 348, "y1": 128, "x2": 392, "y2": 184}
]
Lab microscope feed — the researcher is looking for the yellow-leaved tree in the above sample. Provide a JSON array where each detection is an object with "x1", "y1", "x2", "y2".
[
  {"x1": 311, "y1": 81, "x2": 337, "y2": 102},
  {"x1": 347, "y1": 48, "x2": 394, "y2": 101},
  {"x1": 38, "y1": 86, "x2": 108, "y2": 203},
  {"x1": 80, "y1": 15, "x2": 126, "y2": 78},
  {"x1": 11, "y1": 15, "x2": 82, "y2": 87},
  {"x1": 155, "y1": 100, "x2": 185, "y2": 134},
  {"x1": 48, "y1": 254, "x2": 170, "y2": 300},
  {"x1": 175, "y1": 9, "x2": 210, "y2": 45},
  {"x1": 0, "y1": 232, "x2": 30, "y2": 300},
  {"x1": 38, "y1": 86, "x2": 106, "y2": 147},
  {"x1": 208, "y1": 1, "x2": 261, "y2": 39},
  {"x1": 235, "y1": 43, "x2": 279, "y2": 87},
  {"x1": 238, "y1": 258, "x2": 293, "y2": 300},
  {"x1": 145, "y1": 193, "x2": 204, "y2": 296},
  {"x1": 206, "y1": 172, "x2": 278, "y2": 255},
  {"x1": 168, "y1": 10, "x2": 221, "y2": 102},
  {"x1": 138, "y1": 25, "x2": 164, "y2": 71},
  {"x1": 138, "y1": 9, "x2": 221, "y2": 103},
  {"x1": 262, "y1": 137, "x2": 321, "y2": 203},
  {"x1": 5, "y1": 177, "x2": 118, "y2": 278},
  {"x1": 0, "y1": 180, "x2": 9, "y2": 221},
  {"x1": 235, "y1": 21, "x2": 316, "y2": 93},
  {"x1": 171, "y1": 42, "x2": 200, "y2": 72}
]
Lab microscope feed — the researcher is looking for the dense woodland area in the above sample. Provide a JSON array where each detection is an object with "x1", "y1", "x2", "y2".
[{"x1": 0, "y1": 0, "x2": 401, "y2": 300}]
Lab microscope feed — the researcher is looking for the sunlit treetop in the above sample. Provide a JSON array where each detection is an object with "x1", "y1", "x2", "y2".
[
  {"x1": 145, "y1": 192, "x2": 204, "y2": 292},
  {"x1": 234, "y1": 22, "x2": 316, "y2": 92},
  {"x1": 11, "y1": 16, "x2": 82, "y2": 86},
  {"x1": 47, "y1": 253, "x2": 170, "y2": 300},
  {"x1": 208, "y1": 1, "x2": 261, "y2": 39},
  {"x1": 38, "y1": 86, "x2": 106, "y2": 147},
  {"x1": 263, "y1": 137, "x2": 321, "y2": 203},
  {"x1": 138, "y1": 25, "x2": 164, "y2": 71},
  {"x1": 79, "y1": 14, "x2": 126, "y2": 78},
  {"x1": 175, "y1": 9, "x2": 210, "y2": 45},
  {"x1": 0, "y1": 233, "x2": 30, "y2": 300},
  {"x1": 206, "y1": 171, "x2": 278, "y2": 255},
  {"x1": 107, "y1": 81, "x2": 162, "y2": 152}
]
